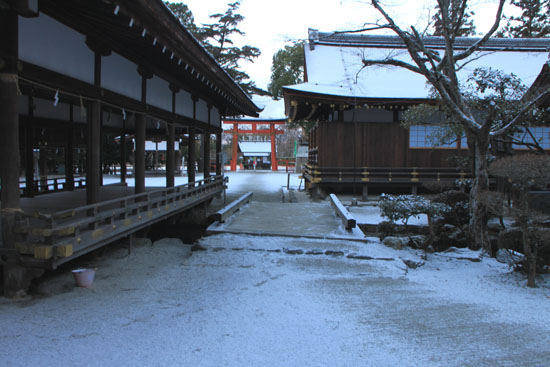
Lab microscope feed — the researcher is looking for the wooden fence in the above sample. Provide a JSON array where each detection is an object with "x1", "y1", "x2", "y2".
[{"x1": 13, "y1": 175, "x2": 227, "y2": 269}]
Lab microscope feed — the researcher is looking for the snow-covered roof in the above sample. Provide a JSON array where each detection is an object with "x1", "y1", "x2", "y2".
[
  {"x1": 284, "y1": 30, "x2": 550, "y2": 100},
  {"x1": 226, "y1": 95, "x2": 286, "y2": 121},
  {"x1": 238, "y1": 141, "x2": 272, "y2": 157}
]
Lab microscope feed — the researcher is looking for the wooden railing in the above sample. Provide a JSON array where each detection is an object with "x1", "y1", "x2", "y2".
[
  {"x1": 13, "y1": 175, "x2": 227, "y2": 269},
  {"x1": 303, "y1": 165, "x2": 473, "y2": 185},
  {"x1": 18, "y1": 176, "x2": 87, "y2": 196}
]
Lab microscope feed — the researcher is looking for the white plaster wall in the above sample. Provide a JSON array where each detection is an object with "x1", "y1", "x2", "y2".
[
  {"x1": 147, "y1": 75, "x2": 172, "y2": 112},
  {"x1": 102, "y1": 52, "x2": 141, "y2": 101},
  {"x1": 19, "y1": 14, "x2": 94, "y2": 84},
  {"x1": 175, "y1": 89, "x2": 193, "y2": 119},
  {"x1": 196, "y1": 99, "x2": 209, "y2": 123},
  {"x1": 210, "y1": 107, "x2": 221, "y2": 128}
]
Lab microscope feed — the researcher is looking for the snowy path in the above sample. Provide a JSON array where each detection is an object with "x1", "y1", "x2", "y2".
[
  {"x1": 1, "y1": 172, "x2": 550, "y2": 366},
  {"x1": 2, "y1": 235, "x2": 549, "y2": 366}
]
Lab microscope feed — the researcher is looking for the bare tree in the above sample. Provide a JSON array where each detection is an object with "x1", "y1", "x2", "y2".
[
  {"x1": 488, "y1": 154, "x2": 550, "y2": 287},
  {"x1": 364, "y1": 0, "x2": 550, "y2": 254}
]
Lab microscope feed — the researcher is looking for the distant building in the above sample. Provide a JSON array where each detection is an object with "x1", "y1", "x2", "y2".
[{"x1": 283, "y1": 29, "x2": 550, "y2": 196}]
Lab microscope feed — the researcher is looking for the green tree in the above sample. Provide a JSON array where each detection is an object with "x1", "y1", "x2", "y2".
[
  {"x1": 164, "y1": 1, "x2": 199, "y2": 34},
  {"x1": 431, "y1": 0, "x2": 476, "y2": 36},
  {"x1": 165, "y1": 1, "x2": 260, "y2": 94},
  {"x1": 268, "y1": 42, "x2": 305, "y2": 99},
  {"x1": 499, "y1": 0, "x2": 550, "y2": 38},
  {"x1": 199, "y1": 1, "x2": 261, "y2": 94}
]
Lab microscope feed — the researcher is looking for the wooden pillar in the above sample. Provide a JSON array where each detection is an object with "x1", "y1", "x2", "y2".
[
  {"x1": 0, "y1": 10, "x2": 21, "y2": 210},
  {"x1": 86, "y1": 101, "x2": 101, "y2": 204},
  {"x1": 25, "y1": 95, "x2": 35, "y2": 197},
  {"x1": 216, "y1": 131, "x2": 222, "y2": 176},
  {"x1": 231, "y1": 122, "x2": 238, "y2": 171},
  {"x1": 362, "y1": 185, "x2": 369, "y2": 201},
  {"x1": 0, "y1": 9, "x2": 27, "y2": 297},
  {"x1": 99, "y1": 107, "x2": 104, "y2": 186},
  {"x1": 203, "y1": 130, "x2": 210, "y2": 178},
  {"x1": 120, "y1": 118, "x2": 127, "y2": 184},
  {"x1": 167, "y1": 123, "x2": 175, "y2": 187},
  {"x1": 167, "y1": 86, "x2": 178, "y2": 187},
  {"x1": 197, "y1": 133, "x2": 204, "y2": 173},
  {"x1": 187, "y1": 97, "x2": 197, "y2": 183},
  {"x1": 188, "y1": 127, "x2": 196, "y2": 183},
  {"x1": 135, "y1": 113, "x2": 146, "y2": 194},
  {"x1": 136, "y1": 66, "x2": 151, "y2": 193},
  {"x1": 270, "y1": 123, "x2": 278, "y2": 171},
  {"x1": 65, "y1": 103, "x2": 75, "y2": 190}
]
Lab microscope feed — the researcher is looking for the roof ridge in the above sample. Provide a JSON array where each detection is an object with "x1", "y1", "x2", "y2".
[{"x1": 309, "y1": 29, "x2": 550, "y2": 52}]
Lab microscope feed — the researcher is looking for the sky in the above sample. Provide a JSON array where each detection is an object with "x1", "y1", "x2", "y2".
[{"x1": 167, "y1": 0, "x2": 518, "y2": 91}]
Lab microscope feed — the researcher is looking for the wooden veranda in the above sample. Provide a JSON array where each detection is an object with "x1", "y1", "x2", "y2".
[
  {"x1": 0, "y1": 0, "x2": 260, "y2": 295},
  {"x1": 11, "y1": 176, "x2": 226, "y2": 270}
]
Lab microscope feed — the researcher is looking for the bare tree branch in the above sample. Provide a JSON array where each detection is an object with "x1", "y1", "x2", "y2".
[
  {"x1": 362, "y1": 58, "x2": 423, "y2": 74},
  {"x1": 491, "y1": 89, "x2": 550, "y2": 136},
  {"x1": 453, "y1": 0, "x2": 505, "y2": 61}
]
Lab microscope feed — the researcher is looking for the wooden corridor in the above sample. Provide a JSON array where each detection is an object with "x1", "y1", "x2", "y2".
[{"x1": 9, "y1": 176, "x2": 226, "y2": 270}]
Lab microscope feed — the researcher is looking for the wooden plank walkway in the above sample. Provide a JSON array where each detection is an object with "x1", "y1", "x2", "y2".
[
  {"x1": 207, "y1": 200, "x2": 366, "y2": 241},
  {"x1": 12, "y1": 176, "x2": 227, "y2": 269}
]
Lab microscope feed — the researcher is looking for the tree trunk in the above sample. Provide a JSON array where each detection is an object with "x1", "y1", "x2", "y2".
[
  {"x1": 468, "y1": 132, "x2": 492, "y2": 255},
  {"x1": 520, "y1": 190, "x2": 537, "y2": 287}
]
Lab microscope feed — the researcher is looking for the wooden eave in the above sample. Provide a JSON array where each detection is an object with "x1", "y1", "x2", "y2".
[
  {"x1": 36, "y1": 0, "x2": 260, "y2": 117},
  {"x1": 282, "y1": 87, "x2": 430, "y2": 122},
  {"x1": 524, "y1": 62, "x2": 550, "y2": 107}
]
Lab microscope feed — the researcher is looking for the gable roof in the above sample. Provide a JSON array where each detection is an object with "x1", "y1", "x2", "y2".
[
  {"x1": 238, "y1": 141, "x2": 273, "y2": 157},
  {"x1": 284, "y1": 29, "x2": 550, "y2": 102}
]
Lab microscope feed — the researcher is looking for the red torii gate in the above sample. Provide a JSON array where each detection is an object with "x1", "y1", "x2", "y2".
[{"x1": 223, "y1": 119, "x2": 285, "y2": 171}]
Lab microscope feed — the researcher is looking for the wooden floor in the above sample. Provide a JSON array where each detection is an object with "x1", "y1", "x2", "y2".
[
  {"x1": 21, "y1": 185, "x2": 150, "y2": 214},
  {"x1": 13, "y1": 177, "x2": 226, "y2": 269}
]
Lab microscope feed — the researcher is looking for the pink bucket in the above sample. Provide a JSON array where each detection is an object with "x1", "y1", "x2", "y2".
[{"x1": 72, "y1": 268, "x2": 96, "y2": 288}]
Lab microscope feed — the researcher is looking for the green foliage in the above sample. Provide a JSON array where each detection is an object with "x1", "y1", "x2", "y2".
[
  {"x1": 431, "y1": 0, "x2": 476, "y2": 36},
  {"x1": 379, "y1": 194, "x2": 450, "y2": 224},
  {"x1": 377, "y1": 220, "x2": 397, "y2": 240},
  {"x1": 164, "y1": 1, "x2": 260, "y2": 94},
  {"x1": 498, "y1": 0, "x2": 550, "y2": 38},
  {"x1": 164, "y1": 1, "x2": 198, "y2": 34},
  {"x1": 268, "y1": 42, "x2": 305, "y2": 100},
  {"x1": 489, "y1": 154, "x2": 550, "y2": 191},
  {"x1": 199, "y1": 1, "x2": 260, "y2": 94}
]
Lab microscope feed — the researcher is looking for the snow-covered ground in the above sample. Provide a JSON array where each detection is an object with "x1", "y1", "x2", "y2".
[{"x1": 2, "y1": 171, "x2": 550, "y2": 366}]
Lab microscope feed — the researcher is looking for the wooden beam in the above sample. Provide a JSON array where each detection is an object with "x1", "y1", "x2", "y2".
[
  {"x1": 212, "y1": 192, "x2": 253, "y2": 223},
  {"x1": 329, "y1": 193, "x2": 356, "y2": 230},
  {"x1": 225, "y1": 129, "x2": 284, "y2": 135}
]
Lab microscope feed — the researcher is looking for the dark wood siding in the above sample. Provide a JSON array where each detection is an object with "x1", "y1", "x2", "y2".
[{"x1": 317, "y1": 120, "x2": 467, "y2": 168}]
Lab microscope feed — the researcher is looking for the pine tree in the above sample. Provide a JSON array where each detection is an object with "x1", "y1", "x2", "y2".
[
  {"x1": 165, "y1": 1, "x2": 261, "y2": 94},
  {"x1": 164, "y1": 2, "x2": 199, "y2": 35},
  {"x1": 499, "y1": 0, "x2": 550, "y2": 38},
  {"x1": 268, "y1": 42, "x2": 305, "y2": 99},
  {"x1": 199, "y1": 1, "x2": 261, "y2": 94},
  {"x1": 432, "y1": 0, "x2": 477, "y2": 37}
]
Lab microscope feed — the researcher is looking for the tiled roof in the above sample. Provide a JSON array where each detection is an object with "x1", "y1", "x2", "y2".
[{"x1": 309, "y1": 29, "x2": 550, "y2": 52}]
